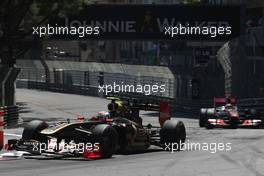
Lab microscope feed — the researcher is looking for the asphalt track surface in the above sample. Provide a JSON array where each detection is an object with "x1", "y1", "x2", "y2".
[{"x1": 1, "y1": 89, "x2": 264, "y2": 176}]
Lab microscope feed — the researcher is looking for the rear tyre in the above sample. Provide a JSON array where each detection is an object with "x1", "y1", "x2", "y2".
[
  {"x1": 205, "y1": 124, "x2": 214, "y2": 129},
  {"x1": 199, "y1": 109, "x2": 207, "y2": 127},
  {"x1": 92, "y1": 124, "x2": 118, "y2": 158},
  {"x1": 160, "y1": 120, "x2": 186, "y2": 151},
  {"x1": 22, "y1": 120, "x2": 48, "y2": 141}
]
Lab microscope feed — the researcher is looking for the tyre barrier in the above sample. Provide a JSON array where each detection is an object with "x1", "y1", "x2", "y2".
[{"x1": 0, "y1": 105, "x2": 19, "y2": 127}]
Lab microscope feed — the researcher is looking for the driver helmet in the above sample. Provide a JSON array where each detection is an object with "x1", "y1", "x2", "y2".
[
  {"x1": 225, "y1": 103, "x2": 233, "y2": 109},
  {"x1": 97, "y1": 111, "x2": 111, "y2": 121}
]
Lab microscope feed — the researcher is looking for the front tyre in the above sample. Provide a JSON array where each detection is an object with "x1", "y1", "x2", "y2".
[
  {"x1": 92, "y1": 124, "x2": 118, "y2": 158},
  {"x1": 22, "y1": 120, "x2": 48, "y2": 141},
  {"x1": 199, "y1": 109, "x2": 207, "y2": 127}
]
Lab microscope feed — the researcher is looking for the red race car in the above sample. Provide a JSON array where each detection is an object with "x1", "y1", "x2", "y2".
[{"x1": 199, "y1": 97, "x2": 263, "y2": 129}]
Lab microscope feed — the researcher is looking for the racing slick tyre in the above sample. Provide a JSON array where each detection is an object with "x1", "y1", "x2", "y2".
[
  {"x1": 199, "y1": 109, "x2": 208, "y2": 127},
  {"x1": 22, "y1": 120, "x2": 48, "y2": 141},
  {"x1": 160, "y1": 120, "x2": 186, "y2": 151},
  {"x1": 92, "y1": 124, "x2": 118, "y2": 158},
  {"x1": 205, "y1": 124, "x2": 214, "y2": 129}
]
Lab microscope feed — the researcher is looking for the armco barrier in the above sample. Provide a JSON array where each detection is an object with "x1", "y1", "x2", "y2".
[
  {"x1": 17, "y1": 80, "x2": 100, "y2": 97},
  {"x1": 237, "y1": 98, "x2": 264, "y2": 114},
  {"x1": 17, "y1": 80, "x2": 264, "y2": 118},
  {"x1": 238, "y1": 98, "x2": 264, "y2": 107},
  {"x1": 172, "y1": 98, "x2": 213, "y2": 118},
  {"x1": 0, "y1": 105, "x2": 19, "y2": 127}
]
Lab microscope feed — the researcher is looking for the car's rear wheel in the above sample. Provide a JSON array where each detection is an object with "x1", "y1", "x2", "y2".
[
  {"x1": 160, "y1": 120, "x2": 186, "y2": 151},
  {"x1": 204, "y1": 109, "x2": 215, "y2": 129},
  {"x1": 199, "y1": 109, "x2": 207, "y2": 127},
  {"x1": 22, "y1": 120, "x2": 48, "y2": 141},
  {"x1": 92, "y1": 124, "x2": 118, "y2": 158},
  {"x1": 205, "y1": 123, "x2": 214, "y2": 129}
]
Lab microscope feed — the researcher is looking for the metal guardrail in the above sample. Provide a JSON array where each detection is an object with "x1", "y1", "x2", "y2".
[
  {"x1": 172, "y1": 99, "x2": 213, "y2": 117},
  {"x1": 237, "y1": 98, "x2": 264, "y2": 114},
  {"x1": 17, "y1": 68, "x2": 175, "y2": 98},
  {"x1": 17, "y1": 80, "x2": 99, "y2": 97},
  {"x1": 17, "y1": 80, "x2": 264, "y2": 118},
  {"x1": 0, "y1": 105, "x2": 19, "y2": 127},
  {"x1": 238, "y1": 98, "x2": 264, "y2": 106}
]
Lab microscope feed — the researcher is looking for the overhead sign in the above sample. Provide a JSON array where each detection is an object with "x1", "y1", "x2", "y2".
[{"x1": 45, "y1": 5, "x2": 242, "y2": 40}]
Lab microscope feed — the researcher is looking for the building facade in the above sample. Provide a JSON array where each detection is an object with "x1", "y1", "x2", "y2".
[{"x1": 25, "y1": 0, "x2": 263, "y2": 100}]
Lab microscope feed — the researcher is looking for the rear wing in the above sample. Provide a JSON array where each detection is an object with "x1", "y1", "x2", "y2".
[
  {"x1": 214, "y1": 97, "x2": 236, "y2": 107},
  {"x1": 106, "y1": 96, "x2": 171, "y2": 127},
  {"x1": 132, "y1": 101, "x2": 171, "y2": 127}
]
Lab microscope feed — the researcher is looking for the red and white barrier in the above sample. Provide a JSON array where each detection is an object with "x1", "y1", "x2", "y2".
[{"x1": 0, "y1": 110, "x2": 4, "y2": 150}]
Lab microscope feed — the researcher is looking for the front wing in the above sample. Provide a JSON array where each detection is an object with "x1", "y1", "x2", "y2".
[{"x1": 206, "y1": 118, "x2": 263, "y2": 128}]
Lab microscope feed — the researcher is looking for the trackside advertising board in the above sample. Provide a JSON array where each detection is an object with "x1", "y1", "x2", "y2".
[{"x1": 37, "y1": 5, "x2": 241, "y2": 40}]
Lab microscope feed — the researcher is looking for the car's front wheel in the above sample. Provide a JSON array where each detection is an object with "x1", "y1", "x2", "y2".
[
  {"x1": 199, "y1": 109, "x2": 208, "y2": 127},
  {"x1": 22, "y1": 120, "x2": 48, "y2": 141},
  {"x1": 92, "y1": 124, "x2": 118, "y2": 158}
]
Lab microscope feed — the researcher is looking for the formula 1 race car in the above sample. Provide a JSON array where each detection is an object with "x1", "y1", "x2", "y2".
[
  {"x1": 199, "y1": 97, "x2": 263, "y2": 129},
  {"x1": 6, "y1": 97, "x2": 186, "y2": 159}
]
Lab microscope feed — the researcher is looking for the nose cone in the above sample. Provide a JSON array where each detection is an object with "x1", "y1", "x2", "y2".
[{"x1": 229, "y1": 110, "x2": 239, "y2": 118}]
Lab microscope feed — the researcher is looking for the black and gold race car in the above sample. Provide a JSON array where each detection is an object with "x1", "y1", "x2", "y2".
[{"x1": 7, "y1": 97, "x2": 186, "y2": 159}]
